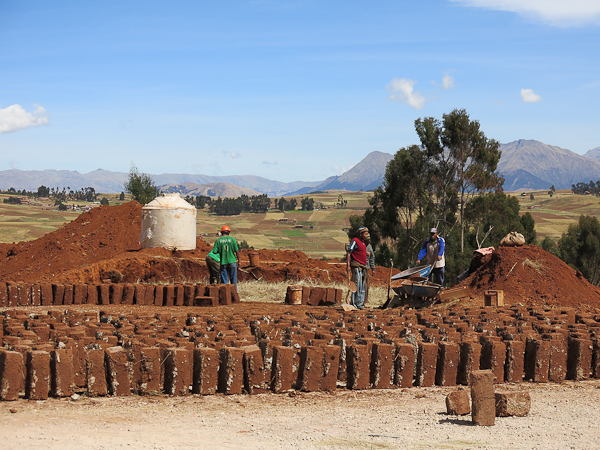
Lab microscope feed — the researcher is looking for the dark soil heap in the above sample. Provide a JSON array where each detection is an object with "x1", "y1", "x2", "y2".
[{"x1": 462, "y1": 244, "x2": 600, "y2": 310}]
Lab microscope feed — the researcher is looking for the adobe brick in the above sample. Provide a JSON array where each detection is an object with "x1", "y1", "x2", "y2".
[
  {"x1": 18, "y1": 284, "x2": 32, "y2": 306},
  {"x1": 86, "y1": 348, "x2": 107, "y2": 396},
  {"x1": 458, "y1": 342, "x2": 481, "y2": 386},
  {"x1": 193, "y1": 347, "x2": 220, "y2": 395},
  {"x1": 0, "y1": 351, "x2": 24, "y2": 401},
  {"x1": 495, "y1": 391, "x2": 531, "y2": 417},
  {"x1": 98, "y1": 284, "x2": 110, "y2": 305},
  {"x1": 394, "y1": 343, "x2": 415, "y2": 388},
  {"x1": 347, "y1": 344, "x2": 370, "y2": 390},
  {"x1": 195, "y1": 296, "x2": 219, "y2": 307},
  {"x1": 138, "y1": 347, "x2": 161, "y2": 395},
  {"x1": 298, "y1": 346, "x2": 323, "y2": 392},
  {"x1": 307, "y1": 287, "x2": 327, "y2": 306},
  {"x1": 50, "y1": 349, "x2": 73, "y2": 397},
  {"x1": 218, "y1": 347, "x2": 245, "y2": 394},
  {"x1": 0, "y1": 282, "x2": 6, "y2": 306},
  {"x1": 436, "y1": 341, "x2": 459, "y2": 386},
  {"x1": 63, "y1": 284, "x2": 74, "y2": 305},
  {"x1": 26, "y1": 351, "x2": 50, "y2": 400},
  {"x1": 7, "y1": 283, "x2": 18, "y2": 306},
  {"x1": 133, "y1": 284, "x2": 146, "y2": 305},
  {"x1": 242, "y1": 344, "x2": 268, "y2": 394},
  {"x1": 567, "y1": 337, "x2": 593, "y2": 380},
  {"x1": 52, "y1": 284, "x2": 65, "y2": 305},
  {"x1": 164, "y1": 285, "x2": 175, "y2": 306},
  {"x1": 446, "y1": 389, "x2": 470, "y2": 415},
  {"x1": 109, "y1": 284, "x2": 124, "y2": 305},
  {"x1": 504, "y1": 340, "x2": 525, "y2": 383},
  {"x1": 87, "y1": 285, "x2": 99, "y2": 305},
  {"x1": 593, "y1": 339, "x2": 600, "y2": 379},
  {"x1": 470, "y1": 370, "x2": 495, "y2": 426},
  {"x1": 219, "y1": 285, "x2": 232, "y2": 306},
  {"x1": 321, "y1": 345, "x2": 340, "y2": 392},
  {"x1": 163, "y1": 347, "x2": 192, "y2": 396},
  {"x1": 154, "y1": 285, "x2": 165, "y2": 306},
  {"x1": 271, "y1": 345, "x2": 299, "y2": 393},
  {"x1": 105, "y1": 346, "x2": 133, "y2": 396},
  {"x1": 122, "y1": 284, "x2": 135, "y2": 305},
  {"x1": 371, "y1": 343, "x2": 395, "y2": 389},
  {"x1": 480, "y1": 337, "x2": 506, "y2": 383},
  {"x1": 416, "y1": 343, "x2": 438, "y2": 387},
  {"x1": 144, "y1": 285, "x2": 156, "y2": 305},
  {"x1": 525, "y1": 338, "x2": 550, "y2": 382}
]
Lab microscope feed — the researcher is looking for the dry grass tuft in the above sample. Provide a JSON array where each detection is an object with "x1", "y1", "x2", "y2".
[{"x1": 522, "y1": 258, "x2": 544, "y2": 274}]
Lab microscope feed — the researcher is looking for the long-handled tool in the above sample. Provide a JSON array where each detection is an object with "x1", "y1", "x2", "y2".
[{"x1": 386, "y1": 259, "x2": 394, "y2": 304}]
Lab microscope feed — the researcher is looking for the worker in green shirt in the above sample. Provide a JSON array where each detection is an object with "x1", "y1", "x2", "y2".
[
  {"x1": 206, "y1": 246, "x2": 220, "y2": 285},
  {"x1": 212, "y1": 225, "x2": 240, "y2": 288}
]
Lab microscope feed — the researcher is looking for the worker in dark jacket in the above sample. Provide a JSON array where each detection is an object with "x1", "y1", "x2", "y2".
[{"x1": 417, "y1": 227, "x2": 445, "y2": 285}]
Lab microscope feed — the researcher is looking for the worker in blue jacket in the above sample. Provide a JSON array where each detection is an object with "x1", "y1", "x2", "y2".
[{"x1": 417, "y1": 228, "x2": 445, "y2": 286}]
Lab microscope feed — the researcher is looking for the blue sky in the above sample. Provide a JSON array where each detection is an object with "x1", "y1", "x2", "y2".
[{"x1": 1, "y1": 0, "x2": 599, "y2": 182}]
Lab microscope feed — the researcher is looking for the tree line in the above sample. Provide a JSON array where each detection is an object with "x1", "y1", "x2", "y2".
[
  {"x1": 571, "y1": 181, "x2": 600, "y2": 195},
  {"x1": 0, "y1": 186, "x2": 99, "y2": 202}
]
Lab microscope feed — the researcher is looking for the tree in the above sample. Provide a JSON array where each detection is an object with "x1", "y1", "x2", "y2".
[
  {"x1": 549, "y1": 185, "x2": 555, "y2": 197},
  {"x1": 415, "y1": 109, "x2": 503, "y2": 251},
  {"x1": 124, "y1": 164, "x2": 160, "y2": 205},
  {"x1": 289, "y1": 198, "x2": 297, "y2": 210},
  {"x1": 100, "y1": 197, "x2": 109, "y2": 206},
  {"x1": 37, "y1": 185, "x2": 50, "y2": 198},
  {"x1": 557, "y1": 215, "x2": 600, "y2": 285},
  {"x1": 530, "y1": 193, "x2": 535, "y2": 201},
  {"x1": 301, "y1": 197, "x2": 315, "y2": 211},
  {"x1": 277, "y1": 197, "x2": 289, "y2": 212},
  {"x1": 119, "y1": 192, "x2": 125, "y2": 201}
]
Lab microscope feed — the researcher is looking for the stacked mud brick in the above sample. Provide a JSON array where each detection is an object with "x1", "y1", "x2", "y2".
[
  {"x1": 0, "y1": 282, "x2": 239, "y2": 307},
  {"x1": 284, "y1": 286, "x2": 343, "y2": 306},
  {"x1": 0, "y1": 304, "x2": 599, "y2": 400}
]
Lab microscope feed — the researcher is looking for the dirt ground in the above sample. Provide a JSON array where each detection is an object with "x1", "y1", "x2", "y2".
[{"x1": 1, "y1": 380, "x2": 599, "y2": 450}]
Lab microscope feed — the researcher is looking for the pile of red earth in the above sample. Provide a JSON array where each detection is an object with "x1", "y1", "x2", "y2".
[
  {"x1": 460, "y1": 245, "x2": 600, "y2": 311},
  {"x1": 0, "y1": 202, "x2": 396, "y2": 287}
]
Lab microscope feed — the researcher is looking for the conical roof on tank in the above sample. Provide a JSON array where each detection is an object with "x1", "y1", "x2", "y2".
[{"x1": 142, "y1": 193, "x2": 196, "y2": 210}]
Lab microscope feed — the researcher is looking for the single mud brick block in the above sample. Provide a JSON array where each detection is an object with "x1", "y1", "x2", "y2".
[
  {"x1": 567, "y1": 338, "x2": 593, "y2": 380},
  {"x1": 86, "y1": 348, "x2": 108, "y2": 396},
  {"x1": 205, "y1": 284, "x2": 219, "y2": 299},
  {"x1": 416, "y1": 343, "x2": 438, "y2": 387},
  {"x1": 495, "y1": 391, "x2": 531, "y2": 417},
  {"x1": 144, "y1": 285, "x2": 155, "y2": 305},
  {"x1": 40, "y1": 283, "x2": 53, "y2": 306},
  {"x1": 71, "y1": 343, "x2": 87, "y2": 388},
  {"x1": 53, "y1": 284, "x2": 66, "y2": 305},
  {"x1": 194, "y1": 296, "x2": 219, "y2": 307},
  {"x1": 371, "y1": 343, "x2": 395, "y2": 389},
  {"x1": 298, "y1": 346, "x2": 324, "y2": 392},
  {"x1": 458, "y1": 342, "x2": 481, "y2": 386},
  {"x1": 109, "y1": 284, "x2": 124, "y2": 305},
  {"x1": 272, "y1": 345, "x2": 299, "y2": 393},
  {"x1": 26, "y1": 351, "x2": 50, "y2": 400},
  {"x1": 242, "y1": 344, "x2": 268, "y2": 394},
  {"x1": 50, "y1": 349, "x2": 73, "y2": 397},
  {"x1": 63, "y1": 284, "x2": 74, "y2": 305},
  {"x1": 0, "y1": 351, "x2": 24, "y2": 401},
  {"x1": 307, "y1": 287, "x2": 327, "y2": 306},
  {"x1": 136, "y1": 347, "x2": 160, "y2": 395},
  {"x1": 395, "y1": 343, "x2": 415, "y2": 388},
  {"x1": 121, "y1": 284, "x2": 135, "y2": 305},
  {"x1": 164, "y1": 347, "x2": 192, "y2": 396},
  {"x1": 7, "y1": 283, "x2": 18, "y2": 306},
  {"x1": 133, "y1": 284, "x2": 146, "y2": 305},
  {"x1": 471, "y1": 370, "x2": 495, "y2": 426},
  {"x1": 347, "y1": 344, "x2": 370, "y2": 390},
  {"x1": 231, "y1": 286, "x2": 240, "y2": 304},
  {"x1": 321, "y1": 345, "x2": 340, "y2": 392},
  {"x1": 72, "y1": 284, "x2": 87, "y2": 305},
  {"x1": 218, "y1": 347, "x2": 244, "y2": 395},
  {"x1": 548, "y1": 337, "x2": 568, "y2": 382},
  {"x1": 525, "y1": 338, "x2": 550, "y2": 382},
  {"x1": 31, "y1": 284, "x2": 41, "y2": 306},
  {"x1": 173, "y1": 285, "x2": 184, "y2": 306},
  {"x1": 481, "y1": 338, "x2": 506, "y2": 383},
  {"x1": 105, "y1": 347, "x2": 132, "y2": 396},
  {"x1": 164, "y1": 285, "x2": 175, "y2": 306},
  {"x1": 219, "y1": 285, "x2": 232, "y2": 306},
  {"x1": 87, "y1": 285, "x2": 99, "y2": 305},
  {"x1": 182, "y1": 285, "x2": 194, "y2": 306},
  {"x1": 193, "y1": 348, "x2": 220, "y2": 395},
  {"x1": 302, "y1": 286, "x2": 311, "y2": 305},
  {"x1": 505, "y1": 340, "x2": 525, "y2": 383},
  {"x1": 98, "y1": 284, "x2": 110, "y2": 305},
  {"x1": 436, "y1": 342, "x2": 459, "y2": 386},
  {"x1": 0, "y1": 282, "x2": 7, "y2": 306},
  {"x1": 446, "y1": 389, "x2": 471, "y2": 415},
  {"x1": 17, "y1": 283, "x2": 32, "y2": 306},
  {"x1": 154, "y1": 285, "x2": 165, "y2": 306}
]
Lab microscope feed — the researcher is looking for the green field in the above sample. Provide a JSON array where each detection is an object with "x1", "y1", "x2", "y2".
[{"x1": 1, "y1": 189, "x2": 597, "y2": 256}]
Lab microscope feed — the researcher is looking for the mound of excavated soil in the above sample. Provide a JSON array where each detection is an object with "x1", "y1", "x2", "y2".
[
  {"x1": 0, "y1": 202, "x2": 397, "y2": 286},
  {"x1": 461, "y1": 244, "x2": 600, "y2": 310}
]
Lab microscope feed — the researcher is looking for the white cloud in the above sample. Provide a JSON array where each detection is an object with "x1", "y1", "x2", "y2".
[
  {"x1": 386, "y1": 78, "x2": 426, "y2": 110},
  {"x1": 442, "y1": 74, "x2": 455, "y2": 89},
  {"x1": 221, "y1": 151, "x2": 241, "y2": 159},
  {"x1": 520, "y1": 88, "x2": 542, "y2": 102},
  {"x1": 262, "y1": 160, "x2": 278, "y2": 165},
  {"x1": 0, "y1": 104, "x2": 49, "y2": 134},
  {"x1": 449, "y1": 0, "x2": 600, "y2": 27}
]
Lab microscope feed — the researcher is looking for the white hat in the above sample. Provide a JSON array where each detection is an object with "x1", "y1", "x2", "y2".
[{"x1": 430, "y1": 228, "x2": 437, "y2": 234}]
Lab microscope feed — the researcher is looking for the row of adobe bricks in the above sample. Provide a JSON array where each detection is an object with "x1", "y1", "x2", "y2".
[
  {"x1": 0, "y1": 282, "x2": 342, "y2": 307},
  {"x1": 0, "y1": 304, "x2": 599, "y2": 400}
]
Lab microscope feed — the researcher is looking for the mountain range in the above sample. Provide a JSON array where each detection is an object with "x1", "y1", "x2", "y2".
[{"x1": 1, "y1": 140, "x2": 599, "y2": 196}]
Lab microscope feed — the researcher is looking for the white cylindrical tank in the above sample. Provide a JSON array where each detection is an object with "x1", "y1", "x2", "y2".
[{"x1": 140, "y1": 193, "x2": 197, "y2": 250}]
